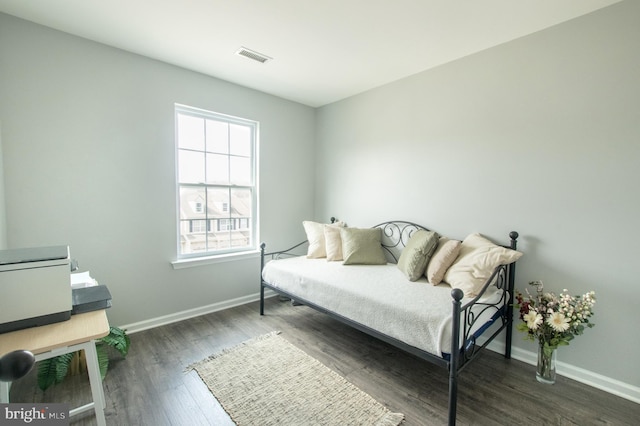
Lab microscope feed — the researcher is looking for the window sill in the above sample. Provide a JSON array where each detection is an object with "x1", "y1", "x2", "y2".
[{"x1": 171, "y1": 250, "x2": 261, "y2": 269}]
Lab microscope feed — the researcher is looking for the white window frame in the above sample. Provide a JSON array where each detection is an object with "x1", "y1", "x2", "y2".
[{"x1": 174, "y1": 104, "x2": 259, "y2": 263}]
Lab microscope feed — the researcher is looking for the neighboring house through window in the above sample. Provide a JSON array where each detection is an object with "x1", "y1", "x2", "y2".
[{"x1": 175, "y1": 104, "x2": 258, "y2": 258}]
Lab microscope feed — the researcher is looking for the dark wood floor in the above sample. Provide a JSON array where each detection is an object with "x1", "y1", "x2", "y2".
[{"x1": 9, "y1": 297, "x2": 639, "y2": 425}]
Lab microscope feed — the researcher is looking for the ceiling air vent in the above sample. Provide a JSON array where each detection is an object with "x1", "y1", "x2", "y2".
[{"x1": 235, "y1": 47, "x2": 272, "y2": 64}]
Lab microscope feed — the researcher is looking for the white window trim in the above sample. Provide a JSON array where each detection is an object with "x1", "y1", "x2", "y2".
[{"x1": 171, "y1": 249, "x2": 261, "y2": 269}]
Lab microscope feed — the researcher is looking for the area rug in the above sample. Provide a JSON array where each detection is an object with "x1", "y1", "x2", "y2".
[{"x1": 188, "y1": 331, "x2": 404, "y2": 426}]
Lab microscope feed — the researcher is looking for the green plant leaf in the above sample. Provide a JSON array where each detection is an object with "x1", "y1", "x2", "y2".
[
  {"x1": 100, "y1": 326, "x2": 130, "y2": 357},
  {"x1": 37, "y1": 352, "x2": 75, "y2": 391},
  {"x1": 96, "y1": 343, "x2": 110, "y2": 380},
  {"x1": 37, "y1": 359, "x2": 56, "y2": 391}
]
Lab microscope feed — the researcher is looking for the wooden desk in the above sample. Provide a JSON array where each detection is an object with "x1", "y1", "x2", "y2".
[{"x1": 0, "y1": 310, "x2": 110, "y2": 426}]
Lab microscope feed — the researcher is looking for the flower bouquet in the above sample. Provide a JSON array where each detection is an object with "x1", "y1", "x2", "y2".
[{"x1": 515, "y1": 280, "x2": 596, "y2": 383}]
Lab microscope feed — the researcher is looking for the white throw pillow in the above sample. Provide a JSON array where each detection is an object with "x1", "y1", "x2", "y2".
[
  {"x1": 303, "y1": 221, "x2": 327, "y2": 258},
  {"x1": 324, "y1": 224, "x2": 345, "y2": 261},
  {"x1": 443, "y1": 233, "x2": 522, "y2": 297}
]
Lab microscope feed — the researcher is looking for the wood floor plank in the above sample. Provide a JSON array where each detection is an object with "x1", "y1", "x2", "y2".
[{"x1": 7, "y1": 298, "x2": 639, "y2": 425}]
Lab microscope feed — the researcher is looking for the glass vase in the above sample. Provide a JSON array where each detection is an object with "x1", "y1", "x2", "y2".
[{"x1": 536, "y1": 342, "x2": 556, "y2": 384}]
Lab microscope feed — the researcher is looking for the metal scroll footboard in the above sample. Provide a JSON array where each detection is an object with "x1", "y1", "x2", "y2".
[{"x1": 259, "y1": 223, "x2": 519, "y2": 426}]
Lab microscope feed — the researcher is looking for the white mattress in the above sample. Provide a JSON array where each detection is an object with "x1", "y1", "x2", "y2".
[{"x1": 262, "y1": 256, "x2": 503, "y2": 356}]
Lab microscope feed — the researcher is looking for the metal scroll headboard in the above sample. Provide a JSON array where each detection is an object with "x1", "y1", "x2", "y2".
[{"x1": 372, "y1": 221, "x2": 430, "y2": 264}]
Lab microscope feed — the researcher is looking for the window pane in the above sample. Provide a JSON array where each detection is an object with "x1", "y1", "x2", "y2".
[
  {"x1": 208, "y1": 187, "x2": 231, "y2": 250},
  {"x1": 230, "y1": 124, "x2": 251, "y2": 157},
  {"x1": 206, "y1": 120, "x2": 228, "y2": 154},
  {"x1": 206, "y1": 153, "x2": 229, "y2": 184},
  {"x1": 230, "y1": 188, "x2": 252, "y2": 248},
  {"x1": 230, "y1": 188, "x2": 252, "y2": 219},
  {"x1": 177, "y1": 114, "x2": 205, "y2": 151},
  {"x1": 230, "y1": 156, "x2": 251, "y2": 185},
  {"x1": 207, "y1": 187, "x2": 230, "y2": 219},
  {"x1": 179, "y1": 186, "x2": 206, "y2": 220},
  {"x1": 179, "y1": 150, "x2": 205, "y2": 183},
  {"x1": 179, "y1": 186, "x2": 207, "y2": 255}
]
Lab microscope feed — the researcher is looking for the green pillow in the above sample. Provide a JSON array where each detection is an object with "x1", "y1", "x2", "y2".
[
  {"x1": 340, "y1": 227, "x2": 387, "y2": 265},
  {"x1": 397, "y1": 230, "x2": 439, "y2": 281}
]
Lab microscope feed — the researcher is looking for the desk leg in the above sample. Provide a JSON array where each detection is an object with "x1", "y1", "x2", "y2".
[
  {"x1": 82, "y1": 341, "x2": 106, "y2": 426},
  {"x1": 0, "y1": 381, "x2": 9, "y2": 403}
]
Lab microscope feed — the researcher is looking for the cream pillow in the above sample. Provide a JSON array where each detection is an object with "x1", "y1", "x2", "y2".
[
  {"x1": 425, "y1": 238, "x2": 462, "y2": 285},
  {"x1": 443, "y1": 233, "x2": 522, "y2": 297},
  {"x1": 303, "y1": 221, "x2": 327, "y2": 258},
  {"x1": 303, "y1": 220, "x2": 345, "y2": 258},
  {"x1": 324, "y1": 224, "x2": 345, "y2": 261},
  {"x1": 341, "y1": 227, "x2": 387, "y2": 265},
  {"x1": 397, "y1": 230, "x2": 439, "y2": 281}
]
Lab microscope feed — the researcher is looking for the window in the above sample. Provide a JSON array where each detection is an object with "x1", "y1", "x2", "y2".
[
  {"x1": 175, "y1": 104, "x2": 258, "y2": 258},
  {"x1": 190, "y1": 220, "x2": 208, "y2": 233}
]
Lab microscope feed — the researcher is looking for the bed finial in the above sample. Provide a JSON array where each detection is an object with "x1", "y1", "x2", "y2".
[
  {"x1": 330, "y1": 217, "x2": 336, "y2": 224},
  {"x1": 509, "y1": 231, "x2": 519, "y2": 250},
  {"x1": 451, "y1": 288, "x2": 464, "y2": 301}
]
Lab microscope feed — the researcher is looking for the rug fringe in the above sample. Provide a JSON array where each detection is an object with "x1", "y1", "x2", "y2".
[
  {"x1": 185, "y1": 331, "x2": 281, "y2": 372},
  {"x1": 376, "y1": 412, "x2": 405, "y2": 426}
]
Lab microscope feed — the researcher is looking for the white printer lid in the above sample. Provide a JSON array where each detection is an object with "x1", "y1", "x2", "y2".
[{"x1": 0, "y1": 245, "x2": 69, "y2": 266}]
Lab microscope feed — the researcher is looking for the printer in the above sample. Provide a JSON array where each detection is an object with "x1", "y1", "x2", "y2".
[{"x1": 0, "y1": 245, "x2": 72, "y2": 334}]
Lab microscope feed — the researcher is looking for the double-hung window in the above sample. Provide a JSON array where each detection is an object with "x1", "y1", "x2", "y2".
[{"x1": 175, "y1": 104, "x2": 258, "y2": 259}]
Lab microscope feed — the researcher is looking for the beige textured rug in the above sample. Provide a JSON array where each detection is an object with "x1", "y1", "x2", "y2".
[{"x1": 189, "y1": 331, "x2": 404, "y2": 426}]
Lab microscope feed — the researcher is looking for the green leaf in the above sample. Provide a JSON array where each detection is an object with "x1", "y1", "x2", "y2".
[
  {"x1": 37, "y1": 359, "x2": 56, "y2": 391},
  {"x1": 542, "y1": 343, "x2": 555, "y2": 357},
  {"x1": 100, "y1": 326, "x2": 130, "y2": 358},
  {"x1": 96, "y1": 343, "x2": 110, "y2": 380},
  {"x1": 37, "y1": 352, "x2": 74, "y2": 391}
]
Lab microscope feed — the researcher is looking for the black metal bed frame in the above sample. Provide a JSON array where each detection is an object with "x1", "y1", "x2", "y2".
[{"x1": 259, "y1": 220, "x2": 519, "y2": 426}]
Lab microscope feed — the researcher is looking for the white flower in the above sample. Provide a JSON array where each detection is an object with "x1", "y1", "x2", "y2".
[
  {"x1": 523, "y1": 310, "x2": 543, "y2": 330},
  {"x1": 547, "y1": 312, "x2": 571, "y2": 332}
]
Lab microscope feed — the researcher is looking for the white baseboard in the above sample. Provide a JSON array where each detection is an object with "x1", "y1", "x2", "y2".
[
  {"x1": 482, "y1": 339, "x2": 640, "y2": 405},
  {"x1": 118, "y1": 290, "x2": 277, "y2": 334},
  {"x1": 119, "y1": 296, "x2": 639, "y2": 406}
]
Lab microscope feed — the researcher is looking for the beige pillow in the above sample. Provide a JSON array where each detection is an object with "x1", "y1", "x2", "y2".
[
  {"x1": 397, "y1": 230, "x2": 439, "y2": 281},
  {"x1": 443, "y1": 233, "x2": 523, "y2": 297},
  {"x1": 303, "y1": 220, "x2": 345, "y2": 258},
  {"x1": 303, "y1": 221, "x2": 327, "y2": 258},
  {"x1": 425, "y1": 238, "x2": 462, "y2": 285},
  {"x1": 324, "y1": 224, "x2": 344, "y2": 261},
  {"x1": 341, "y1": 227, "x2": 387, "y2": 265}
]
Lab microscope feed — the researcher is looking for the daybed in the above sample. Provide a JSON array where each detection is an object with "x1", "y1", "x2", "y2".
[{"x1": 259, "y1": 219, "x2": 521, "y2": 426}]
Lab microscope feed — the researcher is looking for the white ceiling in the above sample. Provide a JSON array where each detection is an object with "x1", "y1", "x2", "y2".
[{"x1": 0, "y1": 0, "x2": 622, "y2": 107}]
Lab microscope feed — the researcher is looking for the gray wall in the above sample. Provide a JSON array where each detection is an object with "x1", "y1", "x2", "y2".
[
  {"x1": 0, "y1": 13, "x2": 316, "y2": 327},
  {"x1": 316, "y1": 2, "x2": 639, "y2": 388},
  {"x1": 0, "y1": 126, "x2": 6, "y2": 249}
]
